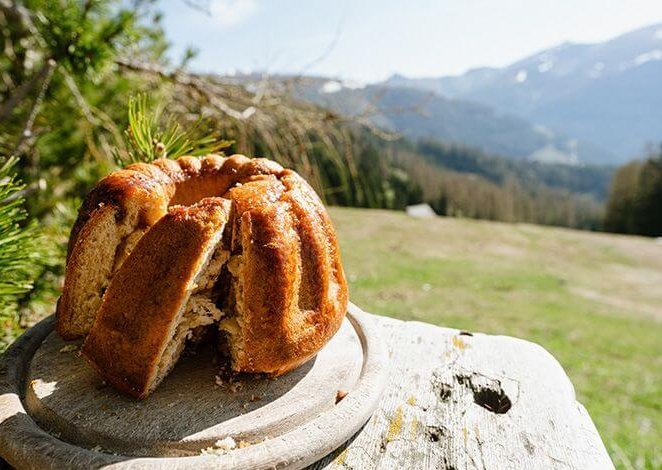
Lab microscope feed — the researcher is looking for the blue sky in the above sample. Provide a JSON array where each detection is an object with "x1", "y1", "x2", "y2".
[{"x1": 161, "y1": 0, "x2": 662, "y2": 82}]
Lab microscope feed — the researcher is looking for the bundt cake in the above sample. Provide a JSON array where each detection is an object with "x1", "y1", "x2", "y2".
[{"x1": 57, "y1": 154, "x2": 348, "y2": 398}]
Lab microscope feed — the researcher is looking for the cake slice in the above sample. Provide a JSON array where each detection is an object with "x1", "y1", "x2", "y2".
[{"x1": 82, "y1": 197, "x2": 232, "y2": 398}]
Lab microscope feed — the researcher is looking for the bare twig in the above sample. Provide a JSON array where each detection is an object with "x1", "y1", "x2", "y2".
[
  {"x1": 181, "y1": 0, "x2": 211, "y2": 15},
  {"x1": 61, "y1": 69, "x2": 115, "y2": 158},
  {"x1": 298, "y1": 14, "x2": 346, "y2": 74},
  {"x1": 12, "y1": 58, "x2": 55, "y2": 157},
  {"x1": 0, "y1": 59, "x2": 53, "y2": 121},
  {"x1": 116, "y1": 58, "x2": 257, "y2": 120}
]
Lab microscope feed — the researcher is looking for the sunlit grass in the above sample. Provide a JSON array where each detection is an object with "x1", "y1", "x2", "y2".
[{"x1": 331, "y1": 207, "x2": 661, "y2": 469}]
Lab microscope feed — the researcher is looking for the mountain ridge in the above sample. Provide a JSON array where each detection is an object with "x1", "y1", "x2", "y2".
[
  {"x1": 294, "y1": 77, "x2": 612, "y2": 164},
  {"x1": 383, "y1": 23, "x2": 662, "y2": 162}
]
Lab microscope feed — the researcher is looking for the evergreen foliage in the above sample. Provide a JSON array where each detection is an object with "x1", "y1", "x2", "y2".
[
  {"x1": 386, "y1": 140, "x2": 606, "y2": 230},
  {"x1": 0, "y1": 157, "x2": 42, "y2": 341},
  {"x1": 115, "y1": 94, "x2": 232, "y2": 165},
  {"x1": 605, "y1": 147, "x2": 662, "y2": 236}
]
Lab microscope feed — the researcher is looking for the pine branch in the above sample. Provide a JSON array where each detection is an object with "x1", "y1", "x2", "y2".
[
  {"x1": 114, "y1": 93, "x2": 232, "y2": 165},
  {"x1": 0, "y1": 156, "x2": 41, "y2": 332}
]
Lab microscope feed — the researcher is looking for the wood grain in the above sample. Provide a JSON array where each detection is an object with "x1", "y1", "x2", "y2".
[{"x1": 312, "y1": 316, "x2": 614, "y2": 469}]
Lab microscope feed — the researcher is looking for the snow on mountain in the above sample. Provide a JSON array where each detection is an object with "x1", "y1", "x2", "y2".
[{"x1": 384, "y1": 23, "x2": 662, "y2": 162}]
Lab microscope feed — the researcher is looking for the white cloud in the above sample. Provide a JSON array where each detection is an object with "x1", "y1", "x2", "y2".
[{"x1": 210, "y1": 0, "x2": 257, "y2": 27}]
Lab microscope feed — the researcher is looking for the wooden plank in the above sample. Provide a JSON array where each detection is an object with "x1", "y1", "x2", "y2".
[
  {"x1": 0, "y1": 307, "x2": 388, "y2": 469},
  {"x1": 25, "y1": 318, "x2": 363, "y2": 456},
  {"x1": 0, "y1": 307, "x2": 612, "y2": 469},
  {"x1": 312, "y1": 315, "x2": 614, "y2": 469}
]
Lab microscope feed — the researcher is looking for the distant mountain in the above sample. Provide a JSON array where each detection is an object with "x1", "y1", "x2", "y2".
[
  {"x1": 385, "y1": 23, "x2": 662, "y2": 163},
  {"x1": 293, "y1": 78, "x2": 609, "y2": 164}
]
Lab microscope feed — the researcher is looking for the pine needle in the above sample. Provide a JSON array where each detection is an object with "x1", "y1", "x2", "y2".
[
  {"x1": 114, "y1": 94, "x2": 232, "y2": 165},
  {"x1": 0, "y1": 157, "x2": 41, "y2": 330}
]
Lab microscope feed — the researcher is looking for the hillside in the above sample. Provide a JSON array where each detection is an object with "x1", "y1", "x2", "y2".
[
  {"x1": 330, "y1": 207, "x2": 661, "y2": 468},
  {"x1": 292, "y1": 78, "x2": 608, "y2": 164},
  {"x1": 404, "y1": 139, "x2": 613, "y2": 200},
  {"x1": 387, "y1": 23, "x2": 662, "y2": 162},
  {"x1": 219, "y1": 73, "x2": 614, "y2": 229}
]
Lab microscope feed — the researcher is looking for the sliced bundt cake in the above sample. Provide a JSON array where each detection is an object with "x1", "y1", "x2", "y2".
[
  {"x1": 58, "y1": 155, "x2": 348, "y2": 397},
  {"x1": 81, "y1": 197, "x2": 231, "y2": 398}
]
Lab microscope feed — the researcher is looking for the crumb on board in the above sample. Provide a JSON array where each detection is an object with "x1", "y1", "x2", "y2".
[{"x1": 200, "y1": 436, "x2": 236, "y2": 455}]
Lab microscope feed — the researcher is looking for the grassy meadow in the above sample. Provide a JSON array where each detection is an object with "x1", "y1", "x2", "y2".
[{"x1": 330, "y1": 207, "x2": 661, "y2": 469}]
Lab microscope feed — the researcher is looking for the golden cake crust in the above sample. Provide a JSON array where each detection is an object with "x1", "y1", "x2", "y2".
[
  {"x1": 59, "y1": 154, "x2": 348, "y2": 394},
  {"x1": 81, "y1": 198, "x2": 231, "y2": 398},
  {"x1": 224, "y1": 173, "x2": 347, "y2": 375},
  {"x1": 57, "y1": 155, "x2": 284, "y2": 339}
]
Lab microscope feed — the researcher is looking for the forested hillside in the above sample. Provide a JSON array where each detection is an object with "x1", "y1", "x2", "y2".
[
  {"x1": 605, "y1": 147, "x2": 662, "y2": 236},
  {"x1": 381, "y1": 139, "x2": 607, "y2": 229},
  {"x1": 403, "y1": 140, "x2": 613, "y2": 199}
]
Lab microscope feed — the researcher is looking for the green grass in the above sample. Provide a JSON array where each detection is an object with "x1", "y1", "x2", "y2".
[{"x1": 330, "y1": 207, "x2": 661, "y2": 469}]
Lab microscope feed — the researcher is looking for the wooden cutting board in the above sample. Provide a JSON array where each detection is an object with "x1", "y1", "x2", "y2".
[{"x1": 0, "y1": 304, "x2": 387, "y2": 469}]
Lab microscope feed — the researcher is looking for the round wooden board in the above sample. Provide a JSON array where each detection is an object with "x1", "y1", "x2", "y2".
[{"x1": 0, "y1": 303, "x2": 387, "y2": 470}]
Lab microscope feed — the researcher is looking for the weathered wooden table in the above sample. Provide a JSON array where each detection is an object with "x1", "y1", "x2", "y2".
[
  {"x1": 0, "y1": 306, "x2": 613, "y2": 469},
  {"x1": 314, "y1": 313, "x2": 613, "y2": 469}
]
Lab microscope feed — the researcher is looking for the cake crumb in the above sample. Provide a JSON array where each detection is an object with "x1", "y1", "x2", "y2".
[{"x1": 201, "y1": 436, "x2": 236, "y2": 455}]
